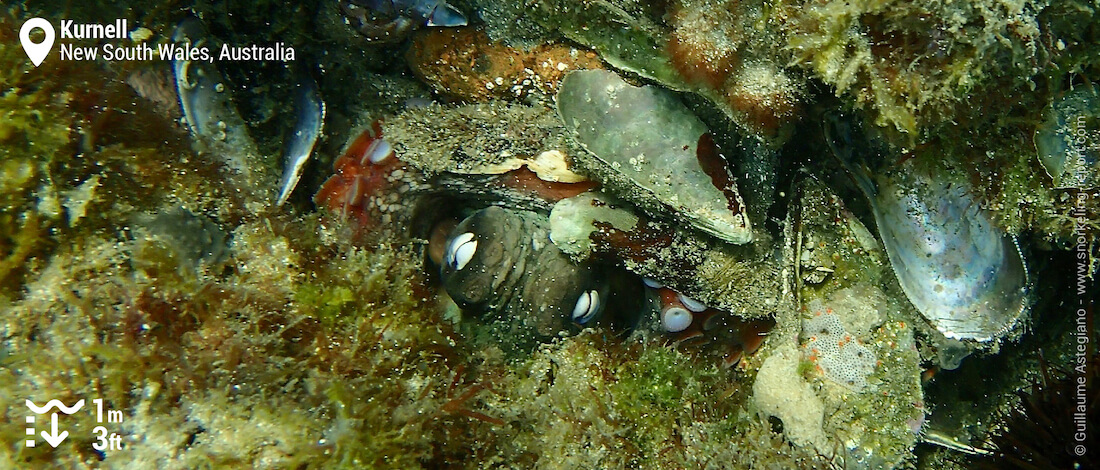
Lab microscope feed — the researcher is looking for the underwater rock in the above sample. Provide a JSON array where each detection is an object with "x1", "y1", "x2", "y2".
[
  {"x1": 126, "y1": 67, "x2": 183, "y2": 120},
  {"x1": 751, "y1": 177, "x2": 924, "y2": 468},
  {"x1": 533, "y1": 193, "x2": 779, "y2": 365},
  {"x1": 665, "y1": 0, "x2": 803, "y2": 138},
  {"x1": 318, "y1": 111, "x2": 601, "y2": 246},
  {"x1": 330, "y1": 102, "x2": 783, "y2": 342},
  {"x1": 785, "y1": 0, "x2": 1045, "y2": 135},
  {"x1": 557, "y1": 69, "x2": 752, "y2": 245},
  {"x1": 1034, "y1": 86, "x2": 1100, "y2": 189},
  {"x1": 753, "y1": 343, "x2": 830, "y2": 454},
  {"x1": 720, "y1": 61, "x2": 802, "y2": 137},
  {"x1": 826, "y1": 115, "x2": 1030, "y2": 342},
  {"x1": 384, "y1": 102, "x2": 586, "y2": 180},
  {"x1": 799, "y1": 291, "x2": 925, "y2": 469},
  {"x1": 130, "y1": 208, "x2": 229, "y2": 282}
]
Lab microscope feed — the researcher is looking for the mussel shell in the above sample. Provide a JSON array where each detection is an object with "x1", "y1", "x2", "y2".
[
  {"x1": 1034, "y1": 86, "x2": 1099, "y2": 189},
  {"x1": 557, "y1": 69, "x2": 752, "y2": 245},
  {"x1": 873, "y1": 169, "x2": 1030, "y2": 341},
  {"x1": 825, "y1": 112, "x2": 1030, "y2": 342}
]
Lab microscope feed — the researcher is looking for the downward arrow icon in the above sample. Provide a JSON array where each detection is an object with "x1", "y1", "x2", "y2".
[{"x1": 41, "y1": 413, "x2": 67, "y2": 447}]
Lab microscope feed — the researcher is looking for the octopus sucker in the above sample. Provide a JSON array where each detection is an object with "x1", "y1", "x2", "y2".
[
  {"x1": 661, "y1": 306, "x2": 694, "y2": 333},
  {"x1": 315, "y1": 122, "x2": 416, "y2": 233},
  {"x1": 647, "y1": 283, "x2": 776, "y2": 367}
]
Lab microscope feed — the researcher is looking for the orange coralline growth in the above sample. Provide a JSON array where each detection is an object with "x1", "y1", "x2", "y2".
[
  {"x1": 666, "y1": 1, "x2": 802, "y2": 138},
  {"x1": 666, "y1": 3, "x2": 742, "y2": 90},
  {"x1": 315, "y1": 121, "x2": 403, "y2": 229},
  {"x1": 724, "y1": 74, "x2": 801, "y2": 136},
  {"x1": 407, "y1": 28, "x2": 604, "y2": 102}
]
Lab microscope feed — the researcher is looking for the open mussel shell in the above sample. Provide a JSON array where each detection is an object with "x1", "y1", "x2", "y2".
[
  {"x1": 824, "y1": 112, "x2": 1031, "y2": 343},
  {"x1": 557, "y1": 69, "x2": 752, "y2": 245},
  {"x1": 872, "y1": 168, "x2": 1031, "y2": 342}
]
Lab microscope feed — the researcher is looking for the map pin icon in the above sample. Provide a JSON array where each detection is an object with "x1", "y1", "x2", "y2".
[{"x1": 20, "y1": 18, "x2": 55, "y2": 67}]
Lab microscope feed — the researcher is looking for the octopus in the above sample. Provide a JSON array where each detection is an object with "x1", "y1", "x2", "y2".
[{"x1": 314, "y1": 110, "x2": 774, "y2": 366}]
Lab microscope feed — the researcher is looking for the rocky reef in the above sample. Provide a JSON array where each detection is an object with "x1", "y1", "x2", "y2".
[{"x1": 1, "y1": 0, "x2": 1098, "y2": 469}]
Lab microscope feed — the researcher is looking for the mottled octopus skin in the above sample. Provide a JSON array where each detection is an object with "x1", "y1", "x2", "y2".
[{"x1": 315, "y1": 121, "x2": 407, "y2": 230}]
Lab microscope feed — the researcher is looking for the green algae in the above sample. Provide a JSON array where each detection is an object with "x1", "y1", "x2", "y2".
[
  {"x1": 608, "y1": 345, "x2": 744, "y2": 466},
  {"x1": 0, "y1": 7, "x2": 500, "y2": 464},
  {"x1": 294, "y1": 284, "x2": 357, "y2": 325},
  {"x1": 473, "y1": 332, "x2": 830, "y2": 469},
  {"x1": 0, "y1": 212, "x2": 483, "y2": 468},
  {"x1": 0, "y1": 13, "x2": 76, "y2": 295},
  {"x1": 784, "y1": 0, "x2": 1050, "y2": 137}
]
